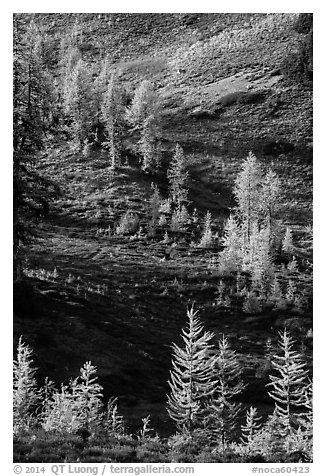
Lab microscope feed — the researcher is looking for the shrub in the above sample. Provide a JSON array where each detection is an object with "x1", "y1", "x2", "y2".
[
  {"x1": 170, "y1": 205, "x2": 189, "y2": 232},
  {"x1": 116, "y1": 210, "x2": 140, "y2": 235},
  {"x1": 104, "y1": 397, "x2": 125, "y2": 437},
  {"x1": 42, "y1": 362, "x2": 103, "y2": 433},
  {"x1": 243, "y1": 291, "x2": 262, "y2": 314}
]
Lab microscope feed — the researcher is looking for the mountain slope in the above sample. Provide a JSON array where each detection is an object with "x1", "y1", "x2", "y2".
[{"x1": 14, "y1": 13, "x2": 313, "y2": 435}]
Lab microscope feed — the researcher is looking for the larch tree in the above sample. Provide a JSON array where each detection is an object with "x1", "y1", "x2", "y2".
[
  {"x1": 245, "y1": 224, "x2": 274, "y2": 286},
  {"x1": 205, "y1": 335, "x2": 246, "y2": 450},
  {"x1": 167, "y1": 307, "x2": 217, "y2": 432},
  {"x1": 63, "y1": 58, "x2": 95, "y2": 150},
  {"x1": 260, "y1": 168, "x2": 282, "y2": 246},
  {"x1": 139, "y1": 114, "x2": 161, "y2": 172},
  {"x1": 13, "y1": 15, "x2": 55, "y2": 280},
  {"x1": 241, "y1": 406, "x2": 262, "y2": 451},
  {"x1": 101, "y1": 72, "x2": 125, "y2": 168},
  {"x1": 167, "y1": 144, "x2": 189, "y2": 209},
  {"x1": 282, "y1": 227, "x2": 294, "y2": 254},
  {"x1": 267, "y1": 329, "x2": 309, "y2": 437},
  {"x1": 218, "y1": 215, "x2": 243, "y2": 273},
  {"x1": 148, "y1": 183, "x2": 161, "y2": 235},
  {"x1": 126, "y1": 80, "x2": 162, "y2": 172},
  {"x1": 125, "y1": 80, "x2": 159, "y2": 129},
  {"x1": 198, "y1": 210, "x2": 214, "y2": 248},
  {"x1": 13, "y1": 337, "x2": 40, "y2": 433},
  {"x1": 233, "y1": 152, "x2": 263, "y2": 250}
]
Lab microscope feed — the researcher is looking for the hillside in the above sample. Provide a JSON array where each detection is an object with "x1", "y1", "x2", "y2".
[{"x1": 14, "y1": 12, "x2": 312, "y2": 443}]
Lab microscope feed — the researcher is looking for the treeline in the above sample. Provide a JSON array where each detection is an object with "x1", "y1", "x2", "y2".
[
  {"x1": 14, "y1": 310, "x2": 312, "y2": 463},
  {"x1": 13, "y1": 14, "x2": 165, "y2": 280}
]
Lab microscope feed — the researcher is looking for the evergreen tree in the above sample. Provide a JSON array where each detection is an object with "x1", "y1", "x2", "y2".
[
  {"x1": 282, "y1": 227, "x2": 294, "y2": 254},
  {"x1": 269, "y1": 275, "x2": 284, "y2": 304},
  {"x1": 72, "y1": 361, "x2": 103, "y2": 430},
  {"x1": 300, "y1": 379, "x2": 313, "y2": 442},
  {"x1": 233, "y1": 152, "x2": 263, "y2": 249},
  {"x1": 42, "y1": 382, "x2": 79, "y2": 433},
  {"x1": 245, "y1": 225, "x2": 273, "y2": 286},
  {"x1": 167, "y1": 307, "x2": 217, "y2": 432},
  {"x1": 218, "y1": 215, "x2": 242, "y2": 273},
  {"x1": 125, "y1": 80, "x2": 158, "y2": 129},
  {"x1": 13, "y1": 337, "x2": 40, "y2": 433},
  {"x1": 139, "y1": 114, "x2": 161, "y2": 172},
  {"x1": 63, "y1": 58, "x2": 95, "y2": 149},
  {"x1": 167, "y1": 144, "x2": 189, "y2": 208},
  {"x1": 260, "y1": 168, "x2": 282, "y2": 245},
  {"x1": 205, "y1": 335, "x2": 246, "y2": 450},
  {"x1": 286, "y1": 279, "x2": 297, "y2": 303},
  {"x1": 243, "y1": 291, "x2": 262, "y2": 314},
  {"x1": 13, "y1": 15, "x2": 55, "y2": 280},
  {"x1": 92, "y1": 57, "x2": 111, "y2": 143},
  {"x1": 241, "y1": 406, "x2": 262, "y2": 450},
  {"x1": 267, "y1": 330, "x2": 309, "y2": 437},
  {"x1": 148, "y1": 184, "x2": 161, "y2": 235},
  {"x1": 198, "y1": 211, "x2": 214, "y2": 248},
  {"x1": 125, "y1": 80, "x2": 161, "y2": 171},
  {"x1": 105, "y1": 397, "x2": 125, "y2": 437},
  {"x1": 42, "y1": 361, "x2": 103, "y2": 433},
  {"x1": 287, "y1": 256, "x2": 299, "y2": 274},
  {"x1": 101, "y1": 72, "x2": 124, "y2": 168}
]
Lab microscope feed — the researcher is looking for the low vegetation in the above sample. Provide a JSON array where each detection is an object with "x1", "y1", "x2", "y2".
[{"x1": 14, "y1": 316, "x2": 312, "y2": 462}]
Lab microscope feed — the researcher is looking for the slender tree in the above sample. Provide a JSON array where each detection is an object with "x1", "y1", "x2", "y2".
[
  {"x1": 125, "y1": 80, "x2": 159, "y2": 129},
  {"x1": 282, "y1": 227, "x2": 294, "y2": 254},
  {"x1": 148, "y1": 183, "x2": 161, "y2": 235},
  {"x1": 241, "y1": 406, "x2": 262, "y2": 451},
  {"x1": 167, "y1": 307, "x2": 217, "y2": 432},
  {"x1": 198, "y1": 211, "x2": 214, "y2": 248},
  {"x1": 260, "y1": 168, "x2": 282, "y2": 245},
  {"x1": 13, "y1": 15, "x2": 55, "y2": 280},
  {"x1": 167, "y1": 144, "x2": 189, "y2": 209},
  {"x1": 267, "y1": 330, "x2": 309, "y2": 437},
  {"x1": 233, "y1": 152, "x2": 263, "y2": 249},
  {"x1": 63, "y1": 58, "x2": 95, "y2": 149},
  {"x1": 205, "y1": 335, "x2": 246, "y2": 450},
  {"x1": 101, "y1": 72, "x2": 124, "y2": 168},
  {"x1": 13, "y1": 337, "x2": 40, "y2": 433},
  {"x1": 139, "y1": 114, "x2": 161, "y2": 172},
  {"x1": 218, "y1": 215, "x2": 242, "y2": 273}
]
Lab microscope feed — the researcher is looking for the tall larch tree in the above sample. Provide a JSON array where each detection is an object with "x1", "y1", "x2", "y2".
[
  {"x1": 233, "y1": 152, "x2": 263, "y2": 250},
  {"x1": 218, "y1": 214, "x2": 243, "y2": 273},
  {"x1": 101, "y1": 72, "x2": 125, "y2": 168},
  {"x1": 63, "y1": 58, "x2": 95, "y2": 150},
  {"x1": 205, "y1": 335, "x2": 246, "y2": 450},
  {"x1": 260, "y1": 168, "x2": 282, "y2": 246},
  {"x1": 167, "y1": 308, "x2": 217, "y2": 432},
  {"x1": 267, "y1": 330, "x2": 309, "y2": 437},
  {"x1": 167, "y1": 144, "x2": 189, "y2": 209},
  {"x1": 13, "y1": 15, "x2": 55, "y2": 280}
]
